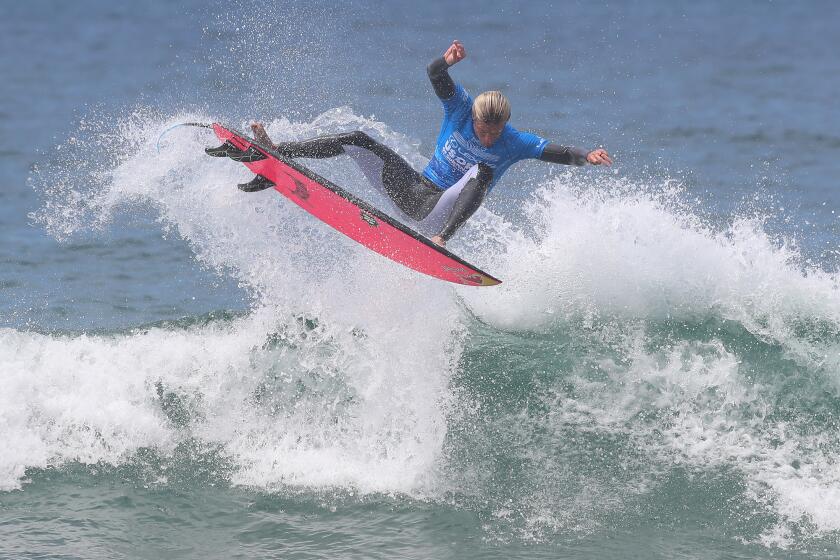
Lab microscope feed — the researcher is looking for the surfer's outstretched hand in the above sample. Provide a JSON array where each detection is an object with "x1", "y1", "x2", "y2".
[
  {"x1": 431, "y1": 235, "x2": 446, "y2": 247},
  {"x1": 444, "y1": 40, "x2": 466, "y2": 66},
  {"x1": 586, "y1": 148, "x2": 613, "y2": 166}
]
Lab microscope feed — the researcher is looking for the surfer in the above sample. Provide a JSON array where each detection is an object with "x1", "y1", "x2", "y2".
[{"x1": 231, "y1": 40, "x2": 612, "y2": 247}]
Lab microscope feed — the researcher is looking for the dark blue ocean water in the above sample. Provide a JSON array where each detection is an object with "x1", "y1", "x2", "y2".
[{"x1": 2, "y1": 1, "x2": 840, "y2": 558}]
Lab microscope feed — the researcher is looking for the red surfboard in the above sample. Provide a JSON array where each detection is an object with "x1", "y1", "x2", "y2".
[{"x1": 206, "y1": 123, "x2": 501, "y2": 286}]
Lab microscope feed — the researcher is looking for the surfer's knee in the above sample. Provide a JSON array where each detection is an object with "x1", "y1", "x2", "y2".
[
  {"x1": 436, "y1": 166, "x2": 493, "y2": 241},
  {"x1": 460, "y1": 164, "x2": 493, "y2": 198},
  {"x1": 337, "y1": 130, "x2": 375, "y2": 148},
  {"x1": 475, "y1": 163, "x2": 493, "y2": 188}
]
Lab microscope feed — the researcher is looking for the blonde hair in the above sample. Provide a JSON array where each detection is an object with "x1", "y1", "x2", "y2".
[{"x1": 472, "y1": 91, "x2": 511, "y2": 124}]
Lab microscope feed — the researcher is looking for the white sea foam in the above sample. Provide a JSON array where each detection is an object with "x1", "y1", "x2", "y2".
[
  {"x1": 464, "y1": 173, "x2": 840, "y2": 342},
  {"x1": 459, "y1": 172, "x2": 840, "y2": 542},
  {"x1": 0, "y1": 304, "x2": 460, "y2": 494}
]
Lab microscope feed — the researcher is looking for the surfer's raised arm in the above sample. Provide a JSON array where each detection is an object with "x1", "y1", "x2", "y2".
[{"x1": 427, "y1": 40, "x2": 465, "y2": 100}]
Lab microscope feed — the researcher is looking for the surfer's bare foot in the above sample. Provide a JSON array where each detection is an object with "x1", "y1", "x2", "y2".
[
  {"x1": 431, "y1": 235, "x2": 446, "y2": 247},
  {"x1": 250, "y1": 122, "x2": 274, "y2": 147}
]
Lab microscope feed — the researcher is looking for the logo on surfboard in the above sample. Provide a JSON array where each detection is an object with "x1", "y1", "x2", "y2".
[
  {"x1": 360, "y1": 210, "x2": 378, "y2": 227},
  {"x1": 290, "y1": 177, "x2": 310, "y2": 200},
  {"x1": 442, "y1": 265, "x2": 484, "y2": 285}
]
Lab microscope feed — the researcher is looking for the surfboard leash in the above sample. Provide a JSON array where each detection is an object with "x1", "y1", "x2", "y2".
[{"x1": 155, "y1": 122, "x2": 212, "y2": 153}]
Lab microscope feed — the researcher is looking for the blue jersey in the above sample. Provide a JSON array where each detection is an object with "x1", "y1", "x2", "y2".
[{"x1": 422, "y1": 84, "x2": 549, "y2": 190}]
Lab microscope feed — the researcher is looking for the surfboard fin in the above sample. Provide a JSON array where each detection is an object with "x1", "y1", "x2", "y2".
[
  {"x1": 205, "y1": 141, "x2": 267, "y2": 163},
  {"x1": 205, "y1": 141, "x2": 238, "y2": 157},
  {"x1": 238, "y1": 175, "x2": 275, "y2": 192}
]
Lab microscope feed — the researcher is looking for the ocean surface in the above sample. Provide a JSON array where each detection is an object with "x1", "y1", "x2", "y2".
[{"x1": 2, "y1": 1, "x2": 840, "y2": 558}]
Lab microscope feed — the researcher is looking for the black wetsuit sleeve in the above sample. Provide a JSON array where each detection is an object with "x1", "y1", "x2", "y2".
[
  {"x1": 540, "y1": 143, "x2": 589, "y2": 166},
  {"x1": 427, "y1": 57, "x2": 456, "y2": 100}
]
